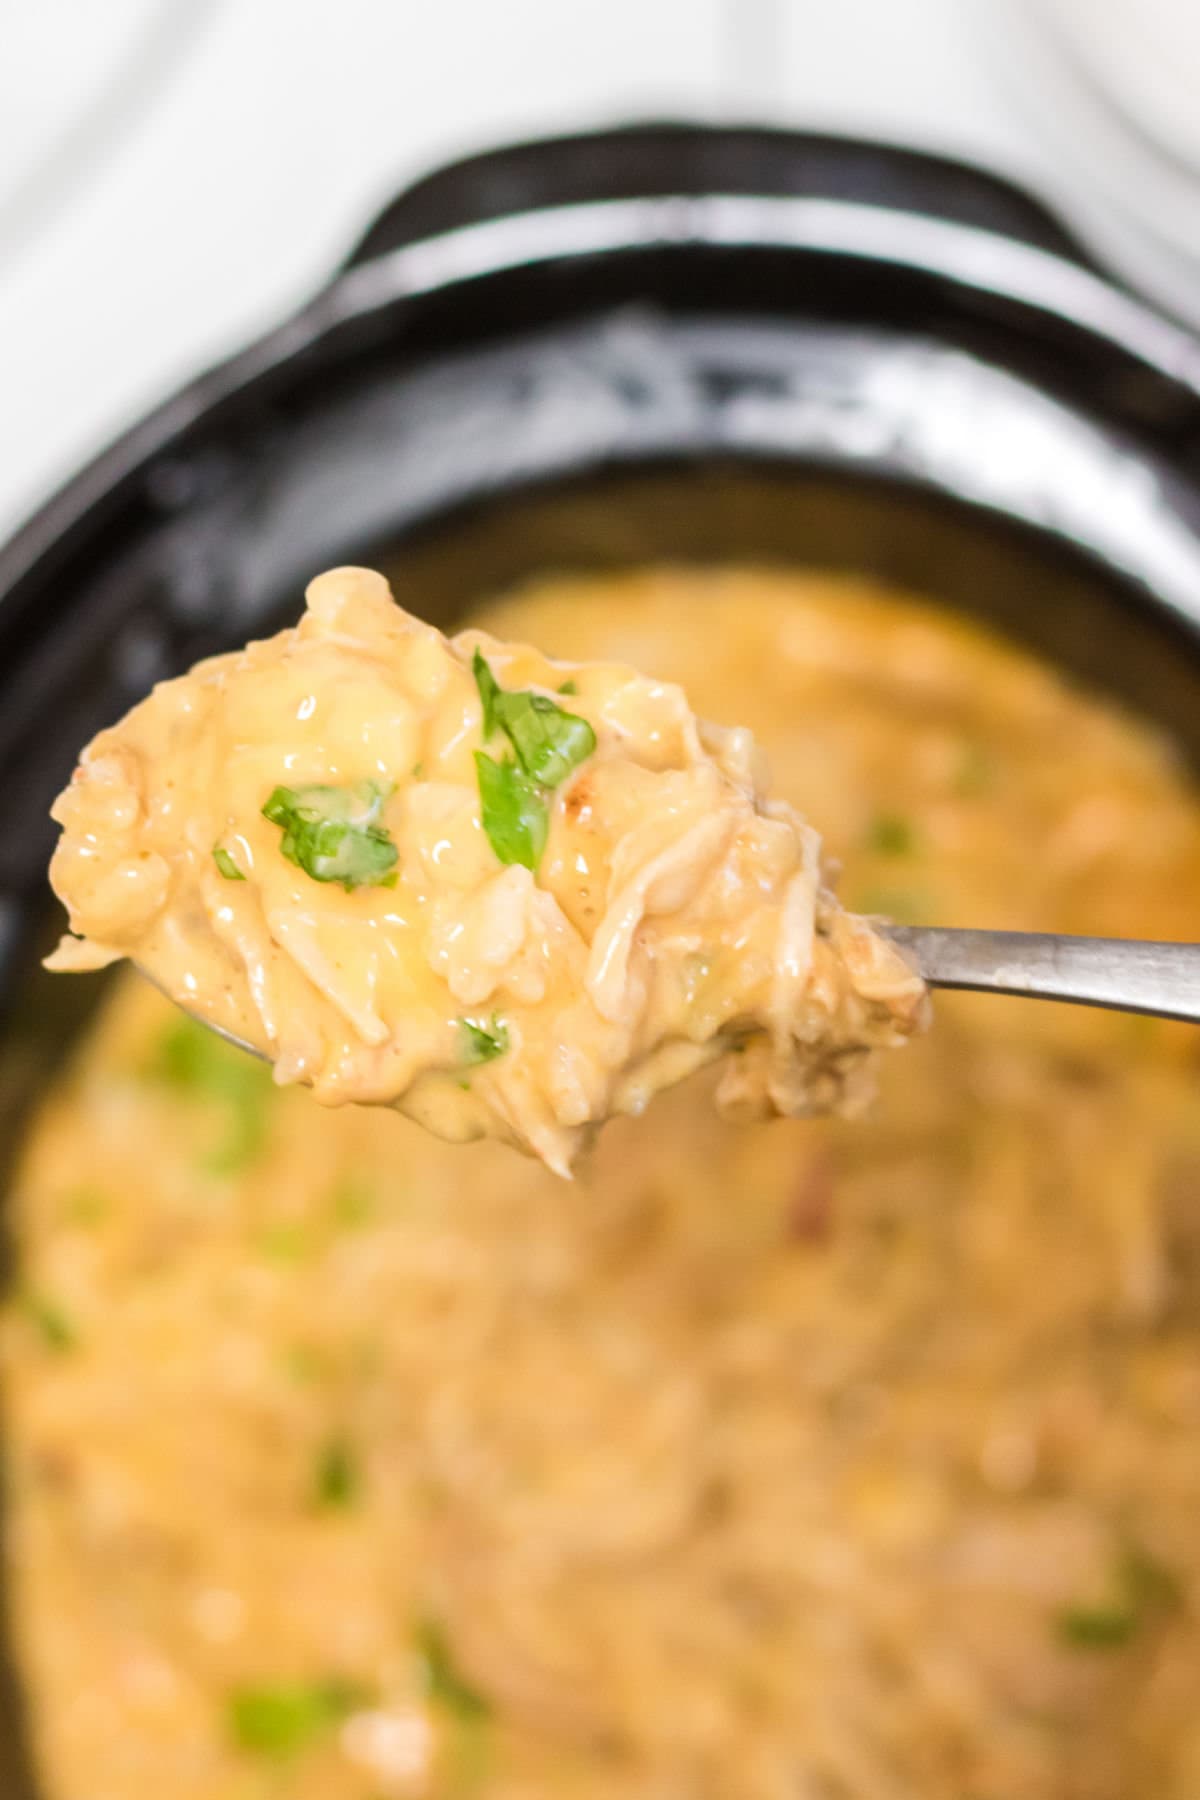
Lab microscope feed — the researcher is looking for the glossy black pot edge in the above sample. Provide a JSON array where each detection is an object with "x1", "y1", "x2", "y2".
[
  {"x1": 5, "y1": 125, "x2": 1200, "y2": 638},
  {"x1": 343, "y1": 122, "x2": 1101, "y2": 271}
]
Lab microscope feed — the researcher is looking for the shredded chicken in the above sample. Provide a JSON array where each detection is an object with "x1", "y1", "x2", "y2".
[{"x1": 46, "y1": 567, "x2": 927, "y2": 1170}]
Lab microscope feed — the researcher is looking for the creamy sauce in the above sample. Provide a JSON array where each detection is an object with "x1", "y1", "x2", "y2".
[
  {"x1": 9, "y1": 567, "x2": 1200, "y2": 1800},
  {"x1": 46, "y1": 566, "x2": 925, "y2": 1172}
]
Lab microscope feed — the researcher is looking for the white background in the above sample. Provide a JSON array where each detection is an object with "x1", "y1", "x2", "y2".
[{"x1": 0, "y1": 0, "x2": 1192, "y2": 547}]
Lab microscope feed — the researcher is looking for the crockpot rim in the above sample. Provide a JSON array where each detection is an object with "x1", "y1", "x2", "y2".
[{"x1": 5, "y1": 123, "x2": 1200, "y2": 616}]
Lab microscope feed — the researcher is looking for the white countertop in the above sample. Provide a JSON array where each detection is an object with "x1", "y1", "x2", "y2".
[{"x1": 0, "y1": 0, "x2": 1188, "y2": 548}]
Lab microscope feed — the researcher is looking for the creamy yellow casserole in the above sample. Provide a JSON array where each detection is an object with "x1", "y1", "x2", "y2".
[
  {"x1": 45, "y1": 567, "x2": 925, "y2": 1174},
  {"x1": 7, "y1": 568, "x2": 1200, "y2": 1800}
]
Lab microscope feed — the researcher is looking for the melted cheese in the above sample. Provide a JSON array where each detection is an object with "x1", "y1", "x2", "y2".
[{"x1": 46, "y1": 567, "x2": 926, "y2": 1171}]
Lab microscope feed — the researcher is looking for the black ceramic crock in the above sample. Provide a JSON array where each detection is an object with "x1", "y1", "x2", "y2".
[{"x1": 2, "y1": 125, "x2": 1200, "y2": 1792}]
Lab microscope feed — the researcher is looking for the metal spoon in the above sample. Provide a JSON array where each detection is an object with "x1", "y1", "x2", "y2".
[
  {"x1": 882, "y1": 927, "x2": 1200, "y2": 1023},
  {"x1": 160, "y1": 928, "x2": 1200, "y2": 1068}
]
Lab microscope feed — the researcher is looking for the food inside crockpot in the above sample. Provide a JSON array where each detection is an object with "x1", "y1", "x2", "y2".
[
  {"x1": 44, "y1": 566, "x2": 927, "y2": 1173},
  {"x1": 11, "y1": 568, "x2": 1200, "y2": 1800}
]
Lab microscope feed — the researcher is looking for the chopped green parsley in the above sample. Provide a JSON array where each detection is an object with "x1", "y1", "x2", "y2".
[
  {"x1": 865, "y1": 812, "x2": 916, "y2": 856},
  {"x1": 416, "y1": 1618, "x2": 491, "y2": 1723},
  {"x1": 472, "y1": 651, "x2": 595, "y2": 874},
  {"x1": 1057, "y1": 1541, "x2": 1181, "y2": 1652},
  {"x1": 262, "y1": 780, "x2": 398, "y2": 891},
  {"x1": 313, "y1": 1437, "x2": 360, "y2": 1511},
  {"x1": 228, "y1": 1678, "x2": 366, "y2": 1757},
  {"x1": 146, "y1": 1016, "x2": 275, "y2": 1175},
  {"x1": 212, "y1": 844, "x2": 245, "y2": 880},
  {"x1": 474, "y1": 753, "x2": 548, "y2": 873},
  {"x1": 473, "y1": 650, "x2": 595, "y2": 788},
  {"x1": 457, "y1": 1015, "x2": 509, "y2": 1065},
  {"x1": 22, "y1": 1292, "x2": 77, "y2": 1353}
]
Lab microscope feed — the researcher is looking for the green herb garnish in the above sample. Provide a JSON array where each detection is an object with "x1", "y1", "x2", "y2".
[
  {"x1": 457, "y1": 1016, "x2": 509, "y2": 1065},
  {"x1": 471, "y1": 654, "x2": 594, "y2": 874},
  {"x1": 416, "y1": 1619, "x2": 491, "y2": 1724},
  {"x1": 557, "y1": 678, "x2": 578, "y2": 695},
  {"x1": 1058, "y1": 1604, "x2": 1138, "y2": 1649},
  {"x1": 313, "y1": 1437, "x2": 360, "y2": 1511},
  {"x1": 147, "y1": 1016, "x2": 275, "y2": 1175},
  {"x1": 473, "y1": 652, "x2": 595, "y2": 788},
  {"x1": 212, "y1": 845, "x2": 245, "y2": 881},
  {"x1": 228, "y1": 1679, "x2": 366, "y2": 1757},
  {"x1": 474, "y1": 753, "x2": 548, "y2": 872},
  {"x1": 492, "y1": 689, "x2": 596, "y2": 788},
  {"x1": 262, "y1": 781, "x2": 398, "y2": 891},
  {"x1": 865, "y1": 812, "x2": 916, "y2": 856},
  {"x1": 22, "y1": 1293, "x2": 76, "y2": 1353},
  {"x1": 1056, "y1": 1541, "x2": 1181, "y2": 1652},
  {"x1": 473, "y1": 648, "x2": 502, "y2": 739}
]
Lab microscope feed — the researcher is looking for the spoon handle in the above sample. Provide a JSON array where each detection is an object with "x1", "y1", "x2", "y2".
[{"x1": 883, "y1": 926, "x2": 1200, "y2": 1024}]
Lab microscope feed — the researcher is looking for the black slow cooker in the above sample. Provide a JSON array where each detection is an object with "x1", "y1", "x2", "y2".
[{"x1": 2, "y1": 125, "x2": 1200, "y2": 1793}]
